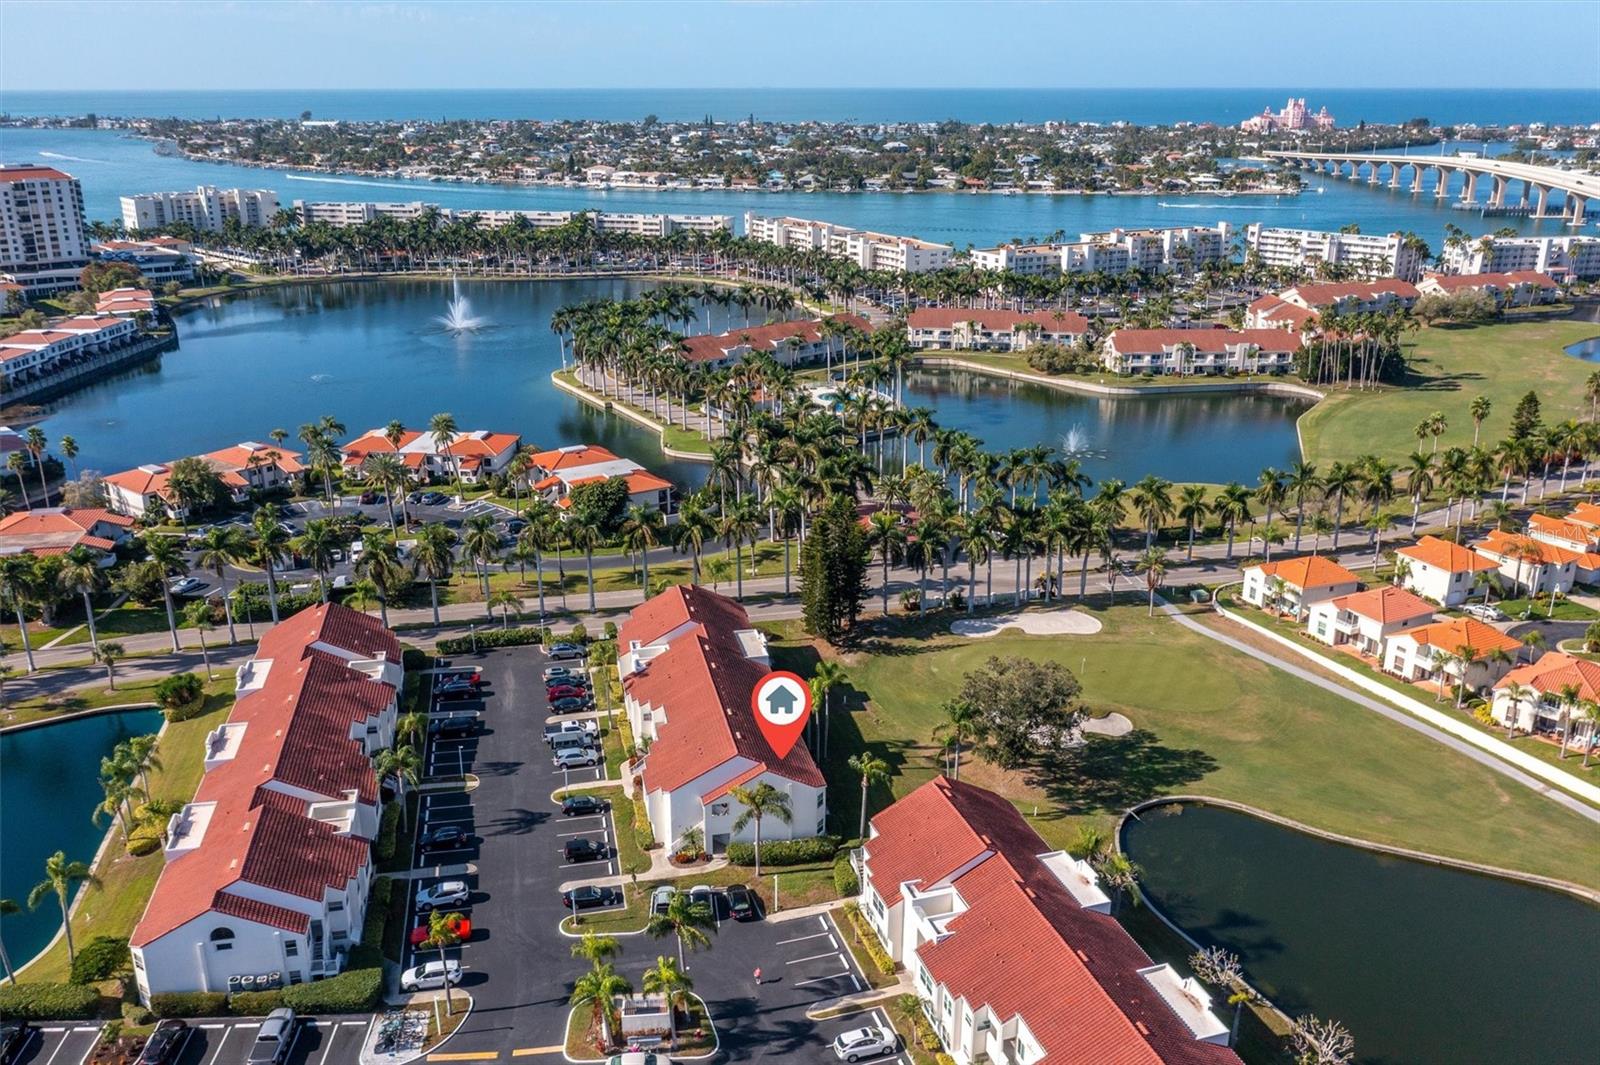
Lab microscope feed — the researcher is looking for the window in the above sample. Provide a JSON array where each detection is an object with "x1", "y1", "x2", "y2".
[
  {"x1": 284, "y1": 939, "x2": 299, "y2": 958},
  {"x1": 210, "y1": 927, "x2": 235, "y2": 951},
  {"x1": 816, "y1": 792, "x2": 826, "y2": 808},
  {"x1": 328, "y1": 900, "x2": 344, "y2": 912}
]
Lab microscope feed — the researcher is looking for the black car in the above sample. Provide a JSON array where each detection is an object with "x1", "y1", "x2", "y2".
[
  {"x1": 420, "y1": 825, "x2": 471, "y2": 851},
  {"x1": 136, "y1": 1019, "x2": 190, "y2": 1064},
  {"x1": 0, "y1": 1021, "x2": 34, "y2": 1065},
  {"x1": 545, "y1": 675, "x2": 590, "y2": 691},
  {"x1": 358, "y1": 490, "x2": 379, "y2": 505},
  {"x1": 429, "y1": 715, "x2": 479, "y2": 738},
  {"x1": 726, "y1": 883, "x2": 759, "y2": 921},
  {"x1": 547, "y1": 642, "x2": 588, "y2": 660},
  {"x1": 550, "y1": 695, "x2": 594, "y2": 713},
  {"x1": 564, "y1": 837, "x2": 607, "y2": 862},
  {"x1": 562, "y1": 885, "x2": 621, "y2": 909},
  {"x1": 561, "y1": 793, "x2": 608, "y2": 816},
  {"x1": 434, "y1": 676, "x2": 481, "y2": 696},
  {"x1": 421, "y1": 491, "x2": 449, "y2": 505}
]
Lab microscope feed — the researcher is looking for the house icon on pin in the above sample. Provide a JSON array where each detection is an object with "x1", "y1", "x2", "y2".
[{"x1": 765, "y1": 685, "x2": 800, "y2": 718}]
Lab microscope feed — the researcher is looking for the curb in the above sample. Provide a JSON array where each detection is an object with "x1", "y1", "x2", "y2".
[{"x1": 562, "y1": 992, "x2": 720, "y2": 1063}]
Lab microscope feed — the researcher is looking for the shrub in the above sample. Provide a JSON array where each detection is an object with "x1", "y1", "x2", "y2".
[
  {"x1": 126, "y1": 827, "x2": 162, "y2": 857},
  {"x1": 833, "y1": 853, "x2": 860, "y2": 898},
  {"x1": 281, "y1": 968, "x2": 383, "y2": 1012},
  {"x1": 229, "y1": 989, "x2": 285, "y2": 1015},
  {"x1": 0, "y1": 982, "x2": 100, "y2": 1019},
  {"x1": 436, "y1": 626, "x2": 543, "y2": 654},
  {"x1": 402, "y1": 648, "x2": 432, "y2": 671},
  {"x1": 349, "y1": 878, "x2": 393, "y2": 969},
  {"x1": 70, "y1": 935, "x2": 131, "y2": 984},
  {"x1": 602, "y1": 622, "x2": 617, "y2": 641},
  {"x1": 726, "y1": 835, "x2": 840, "y2": 868},
  {"x1": 374, "y1": 802, "x2": 401, "y2": 862},
  {"x1": 843, "y1": 903, "x2": 894, "y2": 976},
  {"x1": 568, "y1": 622, "x2": 588, "y2": 644},
  {"x1": 150, "y1": 990, "x2": 230, "y2": 1017},
  {"x1": 122, "y1": 1001, "x2": 154, "y2": 1026},
  {"x1": 155, "y1": 673, "x2": 205, "y2": 720}
]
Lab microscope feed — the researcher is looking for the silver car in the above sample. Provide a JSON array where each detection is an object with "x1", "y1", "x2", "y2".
[{"x1": 832, "y1": 1026, "x2": 897, "y2": 1062}]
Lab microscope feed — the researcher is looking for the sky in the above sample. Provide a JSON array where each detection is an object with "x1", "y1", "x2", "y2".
[{"x1": 1, "y1": 0, "x2": 1597, "y2": 92}]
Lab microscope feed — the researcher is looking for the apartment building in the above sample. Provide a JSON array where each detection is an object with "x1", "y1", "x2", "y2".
[
  {"x1": 858, "y1": 778, "x2": 1240, "y2": 1065},
  {"x1": 122, "y1": 186, "x2": 280, "y2": 233},
  {"x1": 0, "y1": 314, "x2": 140, "y2": 392},
  {"x1": 1472, "y1": 530, "x2": 1580, "y2": 597},
  {"x1": 1491, "y1": 653, "x2": 1600, "y2": 738},
  {"x1": 743, "y1": 212, "x2": 953, "y2": 273},
  {"x1": 1393, "y1": 535, "x2": 1499, "y2": 607},
  {"x1": 0, "y1": 506, "x2": 135, "y2": 560},
  {"x1": 678, "y1": 314, "x2": 874, "y2": 367},
  {"x1": 340, "y1": 425, "x2": 521, "y2": 485},
  {"x1": 0, "y1": 164, "x2": 91, "y2": 296},
  {"x1": 104, "y1": 442, "x2": 306, "y2": 520},
  {"x1": 1440, "y1": 234, "x2": 1600, "y2": 280},
  {"x1": 1241, "y1": 555, "x2": 1361, "y2": 618},
  {"x1": 1244, "y1": 223, "x2": 1425, "y2": 281},
  {"x1": 906, "y1": 307, "x2": 1088, "y2": 351},
  {"x1": 1101, "y1": 327, "x2": 1301, "y2": 375},
  {"x1": 618, "y1": 585, "x2": 827, "y2": 853},
  {"x1": 1416, "y1": 271, "x2": 1561, "y2": 307},
  {"x1": 1270, "y1": 278, "x2": 1420, "y2": 320},
  {"x1": 971, "y1": 224, "x2": 1232, "y2": 278},
  {"x1": 290, "y1": 201, "x2": 731, "y2": 236},
  {"x1": 528, "y1": 444, "x2": 675, "y2": 517},
  {"x1": 130, "y1": 604, "x2": 403, "y2": 1003},
  {"x1": 293, "y1": 200, "x2": 433, "y2": 227},
  {"x1": 92, "y1": 238, "x2": 196, "y2": 283},
  {"x1": 1305, "y1": 585, "x2": 1435, "y2": 658}
]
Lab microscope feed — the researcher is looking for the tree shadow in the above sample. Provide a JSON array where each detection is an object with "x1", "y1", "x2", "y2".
[{"x1": 1027, "y1": 729, "x2": 1217, "y2": 817}]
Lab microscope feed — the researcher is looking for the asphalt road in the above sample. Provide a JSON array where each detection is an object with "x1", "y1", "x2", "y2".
[{"x1": 10, "y1": 1016, "x2": 371, "y2": 1065}]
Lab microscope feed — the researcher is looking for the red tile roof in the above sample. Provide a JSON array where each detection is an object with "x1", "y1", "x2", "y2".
[
  {"x1": 0, "y1": 507, "x2": 133, "y2": 556},
  {"x1": 1529, "y1": 513, "x2": 1596, "y2": 547},
  {"x1": 1252, "y1": 554, "x2": 1361, "y2": 590},
  {"x1": 1396, "y1": 535, "x2": 1498, "y2": 574},
  {"x1": 1423, "y1": 271, "x2": 1558, "y2": 291},
  {"x1": 866, "y1": 779, "x2": 1240, "y2": 1065},
  {"x1": 1326, "y1": 585, "x2": 1435, "y2": 624},
  {"x1": 1284, "y1": 279, "x2": 1418, "y2": 307},
  {"x1": 1495, "y1": 652, "x2": 1600, "y2": 701},
  {"x1": 679, "y1": 314, "x2": 873, "y2": 363},
  {"x1": 1399, "y1": 617, "x2": 1522, "y2": 657},
  {"x1": 1475, "y1": 530, "x2": 1581, "y2": 566},
  {"x1": 622, "y1": 586, "x2": 824, "y2": 796},
  {"x1": 0, "y1": 165, "x2": 74, "y2": 182},
  {"x1": 907, "y1": 307, "x2": 1090, "y2": 333},
  {"x1": 209, "y1": 892, "x2": 309, "y2": 935},
  {"x1": 531, "y1": 444, "x2": 621, "y2": 471}
]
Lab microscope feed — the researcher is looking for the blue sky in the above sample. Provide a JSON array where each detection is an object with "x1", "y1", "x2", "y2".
[{"x1": 2, "y1": 0, "x2": 1597, "y2": 91}]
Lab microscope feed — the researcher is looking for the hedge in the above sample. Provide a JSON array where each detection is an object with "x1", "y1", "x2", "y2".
[
  {"x1": 229, "y1": 988, "x2": 285, "y2": 1015},
  {"x1": 126, "y1": 828, "x2": 162, "y2": 857},
  {"x1": 70, "y1": 935, "x2": 131, "y2": 985},
  {"x1": 150, "y1": 990, "x2": 230, "y2": 1018},
  {"x1": 374, "y1": 803, "x2": 401, "y2": 863},
  {"x1": 401, "y1": 648, "x2": 432, "y2": 671},
  {"x1": 726, "y1": 835, "x2": 840, "y2": 868},
  {"x1": 281, "y1": 968, "x2": 383, "y2": 1013},
  {"x1": 157, "y1": 672, "x2": 209, "y2": 722},
  {"x1": 832, "y1": 853, "x2": 860, "y2": 898},
  {"x1": 436, "y1": 626, "x2": 544, "y2": 654},
  {"x1": 348, "y1": 878, "x2": 393, "y2": 970},
  {"x1": 0, "y1": 982, "x2": 100, "y2": 1019},
  {"x1": 843, "y1": 903, "x2": 895, "y2": 977}
]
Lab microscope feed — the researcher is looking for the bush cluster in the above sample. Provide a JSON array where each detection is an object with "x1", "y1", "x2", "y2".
[
  {"x1": 726, "y1": 835, "x2": 840, "y2": 867},
  {"x1": 69, "y1": 935, "x2": 131, "y2": 985},
  {"x1": 374, "y1": 803, "x2": 401, "y2": 863},
  {"x1": 843, "y1": 903, "x2": 895, "y2": 976},
  {"x1": 348, "y1": 878, "x2": 394, "y2": 969},
  {"x1": 150, "y1": 990, "x2": 230, "y2": 1017},
  {"x1": 832, "y1": 852, "x2": 860, "y2": 898},
  {"x1": 126, "y1": 827, "x2": 163, "y2": 857},
  {"x1": 156, "y1": 673, "x2": 207, "y2": 721},
  {"x1": 0, "y1": 982, "x2": 101, "y2": 1019},
  {"x1": 436, "y1": 626, "x2": 544, "y2": 654},
  {"x1": 401, "y1": 648, "x2": 432, "y2": 671},
  {"x1": 228, "y1": 988, "x2": 285, "y2": 1015},
  {"x1": 281, "y1": 968, "x2": 384, "y2": 1012}
]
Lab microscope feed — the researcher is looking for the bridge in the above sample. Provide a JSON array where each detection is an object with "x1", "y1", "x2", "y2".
[{"x1": 1265, "y1": 150, "x2": 1598, "y2": 225}]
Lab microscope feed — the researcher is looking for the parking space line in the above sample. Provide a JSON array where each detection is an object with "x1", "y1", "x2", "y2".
[
  {"x1": 203, "y1": 1025, "x2": 235, "y2": 1065},
  {"x1": 785, "y1": 950, "x2": 840, "y2": 965},
  {"x1": 41, "y1": 1033, "x2": 70, "y2": 1065},
  {"x1": 793, "y1": 970, "x2": 852, "y2": 988},
  {"x1": 777, "y1": 931, "x2": 832, "y2": 945}
]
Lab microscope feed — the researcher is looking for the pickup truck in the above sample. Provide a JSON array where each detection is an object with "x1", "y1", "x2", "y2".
[
  {"x1": 543, "y1": 720, "x2": 598, "y2": 745},
  {"x1": 247, "y1": 1008, "x2": 297, "y2": 1064}
]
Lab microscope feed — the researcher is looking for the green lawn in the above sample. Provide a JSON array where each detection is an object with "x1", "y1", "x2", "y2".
[
  {"x1": 768, "y1": 599, "x2": 1600, "y2": 891},
  {"x1": 19, "y1": 687, "x2": 236, "y2": 983},
  {"x1": 1494, "y1": 595, "x2": 1600, "y2": 622},
  {"x1": 552, "y1": 369, "x2": 714, "y2": 455},
  {"x1": 913, "y1": 350, "x2": 1305, "y2": 391},
  {"x1": 2, "y1": 671, "x2": 232, "y2": 729},
  {"x1": 1298, "y1": 316, "x2": 1597, "y2": 467}
]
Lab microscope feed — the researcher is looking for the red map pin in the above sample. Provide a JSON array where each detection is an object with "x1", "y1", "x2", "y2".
[{"x1": 751, "y1": 671, "x2": 812, "y2": 759}]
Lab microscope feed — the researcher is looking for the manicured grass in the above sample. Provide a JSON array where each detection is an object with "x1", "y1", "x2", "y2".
[
  {"x1": 18, "y1": 689, "x2": 237, "y2": 983},
  {"x1": 916, "y1": 350, "x2": 1304, "y2": 391},
  {"x1": 1298, "y1": 317, "x2": 1598, "y2": 467},
  {"x1": 769, "y1": 599, "x2": 1600, "y2": 890},
  {"x1": 552, "y1": 369, "x2": 714, "y2": 455},
  {"x1": 1494, "y1": 596, "x2": 1600, "y2": 622},
  {"x1": 1, "y1": 672, "x2": 232, "y2": 729},
  {"x1": 560, "y1": 860, "x2": 837, "y2": 935}
]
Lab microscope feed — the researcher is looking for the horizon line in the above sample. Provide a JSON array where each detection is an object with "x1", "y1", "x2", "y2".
[{"x1": 5, "y1": 85, "x2": 1595, "y2": 94}]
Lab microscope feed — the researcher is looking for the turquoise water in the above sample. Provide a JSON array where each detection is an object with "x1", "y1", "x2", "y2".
[
  {"x1": 0, "y1": 127, "x2": 1577, "y2": 248},
  {"x1": 3, "y1": 88, "x2": 1594, "y2": 125},
  {"x1": 0, "y1": 707, "x2": 166, "y2": 967},
  {"x1": 1121, "y1": 802, "x2": 1600, "y2": 1065},
  {"x1": 1564, "y1": 336, "x2": 1600, "y2": 362}
]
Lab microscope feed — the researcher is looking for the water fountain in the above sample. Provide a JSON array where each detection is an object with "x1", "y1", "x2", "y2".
[
  {"x1": 435, "y1": 273, "x2": 487, "y2": 332},
  {"x1": 1060, "y1": 423, "x2": 1108, "y2": 461}
]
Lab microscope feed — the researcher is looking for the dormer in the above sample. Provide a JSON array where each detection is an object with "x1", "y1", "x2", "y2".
[
  {"x1": 204, "y1": 722, "x2": 248, "y2": 771},
  {"x1": 236, "y1": 657, "x2": 273, "y2": 693},
  {"x1": 164, "y1": 801, "x2": 217, "y2": 860},
  {"x1": 306, "y1": 790, "x2": 361, "y2": 836},
  {"x1": 1138, "y1": 963, "x2": 1231, "y2": 1045},
  {"x1": 1035, "y1": 851, "x2": 1112, "y2": 913},
  {"x1": 346, "y1": 651, "x2": 402, "y2": 691},
  {"x1": 733, "y1": 627, "x2": 769, "y2": 665}
]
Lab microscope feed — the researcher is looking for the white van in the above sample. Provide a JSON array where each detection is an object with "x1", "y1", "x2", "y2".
[{"x1": 550, "y1": 731, "x2": 597, "y2": 754}]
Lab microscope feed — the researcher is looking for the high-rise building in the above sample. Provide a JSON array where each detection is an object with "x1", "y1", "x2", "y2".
[
  {"x1": 1244, "y1": 223, "x2": 1425, "y2": 281},
  {"x1": 0, "y1": 163, "x2": 91, "y2": 296},
  {"x1": 121, "y1": 186, "x2": 280, "y2": 233},
  {"x1": 1441, "y1": 233, "x2": 1600, "y2": 280}
]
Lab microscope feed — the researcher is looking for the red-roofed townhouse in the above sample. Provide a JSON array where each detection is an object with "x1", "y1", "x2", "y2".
[
  {"x1": 1383, "y1": 617, "x2": 1526, "y2": 696},
  {"x1": 1491, "y1": 653, "x2": 1600, "y2": 744},
  {"x1": 1277, "y1": 279, "x2": 1419, "y2": 316},
  {"x1": 130, "y1": 604, "x2": 403, "y2": 1003},
  {"x1": 1473, "y1": 530, "x2": 1579, "y2": 597},
  {"x1": 530, "y1": 444, "x2": 675, "y2": 517},
  {"x1": 0, "y1": 506, "x2": 134, "y2": 559},
  {"x1": 104, "y1": 442, "x2": 305, "y2": 520},
  {"x1": 1101, "y1": 329, "x2": 1301, "y2": 376},
  {"x1": 905, "y1": 308, "x2": 1088, "y2": 352},
  {"x1": 618, "y1": 585, "x2": 825, "y2": 852},
  {"x1": 1416, "y1": 272, "x2": 1560, "y2": 307},
  {"x1": 1393, "y1": 534, "x2": 1500, "y2": 607},
  {"x1": 1528, "y1": 513, "x2": 1600, "y2": 586},
  {"x1": 1305, "y1": 585, "x2": 1434, "y2": 658},
  {"x1": 339, "y1": 425, "x2": 520, "y2": 486},
  {"x1": 857, "y1": 778, "x2": 1242, "y2": 1065},
  {"x1": 677, "y1": 314, "x2": 872, "y2": 367},
  {"x1": 1240, "y1": 555, "x2": 1361, "y2": 619}
]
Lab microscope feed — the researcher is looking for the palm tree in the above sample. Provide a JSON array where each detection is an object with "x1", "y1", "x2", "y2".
[
  {"x1": 0, "y1": 898, "x2": 19, "y2": 984},
  {"x1": 413, "y1": 523, "x2": 458, "y2": 626},
  {"x1": 93, "y1": 641, "x2": 126, "y2": 690},
  {"x1": 642, "y1": 955, "x2": 695, "y2": 1045},
  {"x1": 1285, "y1": 460, "x2": 1321, "y2": 551},
  {"x1": 1175, "y1": 485, "x2": 1209, "y2": 561},
  {"x1": 182, "y1": 601, "x2": 216, "y2": 680},
  {"x1": 28, "y1": 852, "x2": 98, "y2": 964},
  {"x1": 1093, "y1": 851, "x2": 1140, "y2": 915},
  {"x1": 0, "y1": 556, "x2": 37, "y2": 673},
  {"x1": 867, "y1": 510, "x2": 904, "y2": 615},
  {"x1": 1212, "y1": 483, "x2": 1251, "y2": 561},
  {"x1": 570, "y1": 962, "x2": 632, "y2": 1050},
  {"x1": 486, "y1": 589, "x2": 522, "y2": 628},
  {"x1": 142, "y1": 533, "x2": 189, "y2": 653},
  {"x1": 373, "y1": 744, "x2": 421, "y2": 830},
  {"x1": 566, "y1": 523, "x2": 601, "y2": 612},
  {"x1": 619, "y1": 504, "x2": 666, "y2": 600},
  {"x1": 933, "y1": 698, "x2": 979, "y2": 781},
  {"x1": 428, "y1": 412, "x2": 463, "y2": 500},
  {"x1": 292, "y1": 519, "x2": 343, "y2": 603},
  {"x1": 421, "y1": 910, "x2": 467, "y2": 1015},
  {"x1": 194, "y1": 526, "x2": 246, "y2": 644},
  {"x1": 570, "y1": 930, "x2": 622, "y2": 969},
  {"x1": 1469, "y1": 395, "x2": 1492, "y2": 447},
  {"x1": 846, "y1": 753, "x2": 889, "y2": 843},
  {"x1": 57, "y1": 546, "x2": 106, "y2": 650},
  {"x1": 1136, "y1": 547, "x2": 1168, "y2": 617},
  {"x1": 249, "y1": 507, "x2": 291, "y2": 623},
  {"x1": 729, "y1": 782, "x2": 792, "y2": 881},
  {"x1": 646, "y1": 889, "x2": 716, "y2": 967},
  {"x1": 719, "y1": 497, "x2": 762, "y2": 601},
  {"x1": 809, "y1": 659, "x2": 847, "y2": 760}
]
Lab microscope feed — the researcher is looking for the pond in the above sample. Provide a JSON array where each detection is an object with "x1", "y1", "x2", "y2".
[
  {"x1": 1120, "y1": 801, "x2": 1599, "y2": 1065},
  {"x1": 0, "y1": 707, "x2": 166, "y2": 967},
  {"x1": 1563, "y1": 336, "x2": 1600, "y2": 362},
  {"x1": 902, "y1": 367, "x2": 1309, "y2": 485}
]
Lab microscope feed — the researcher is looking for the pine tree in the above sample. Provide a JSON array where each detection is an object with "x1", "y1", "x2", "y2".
[
  {"x1": 801, "y1": 494, "x2": 870, "y2": 643},
  {"x1": 1509, "y1": 390, "x2": 1543, "y2": 442}
]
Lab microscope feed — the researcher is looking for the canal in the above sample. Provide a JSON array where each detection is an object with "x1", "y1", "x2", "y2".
[
  {"x1": 0, "y1": 707, "x2": 166, "y2": 968},
  {"x1": 1121, "y1": 801, "x2": 1599, "y2": 1065}
]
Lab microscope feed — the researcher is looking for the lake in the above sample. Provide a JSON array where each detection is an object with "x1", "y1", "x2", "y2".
[
  {"x1": 902, "y1": 366, "x2": 1308, "y2": 485},
  {"x1": 0, "y1": 707, "x2": 167, "y2": 968},
  {"x1": 1120, "y1": 801, "x2": 1600, "y2": 1065},
  {"x1": 1564, "y1": 336, "x2": 1600, "y2": 362},
  {"x1": 30, "y1": 279, "x2": 1308, "y2": 489}
]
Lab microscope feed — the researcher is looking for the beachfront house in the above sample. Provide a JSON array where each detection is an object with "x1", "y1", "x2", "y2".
[
  {"x1": 856, "y1": 777, "x2": 1241, "y2": 1065},
  {"x1": 1394, "y1": 535, "x2": 1500, "y2": 607},
  {"x1": 1241, "y1": 555, "x2": 1362, "y2": 619},
  {"x1": 1305, "y1": 585, "x2": 1434, "y2": 658}
]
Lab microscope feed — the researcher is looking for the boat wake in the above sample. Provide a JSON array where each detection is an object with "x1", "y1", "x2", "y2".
[
  {"x1": 1157, "y1": 201, "x2": 1302, "y2": 210},
  {"x1": 283, "y1": 173, "x2": 449, "y2": 195},
  {"x1": 40, "y1": 151, "x2": 108, "y2": 164}
]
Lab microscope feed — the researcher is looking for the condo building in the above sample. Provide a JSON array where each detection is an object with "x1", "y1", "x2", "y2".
[
  {"x1": 1440, "y1": 234, "x2": 1600, "y2": 280},
  {"x1": 742, "y1": 212, "x2": 954, "y2": 273},
  {"x1": 0, "y1": 164, "x2": 91, "y2": 296},
  {"x1": 1101, "y1": 327, "x2": 1301, "y2": 376},
  {"x1": 972, "y1": 224, "x2": 1233, "y2": 278},
  {"x1": 1243, "y1": 223, "x2": 1425, "y2": 281},
  {"x1": 290, "y1": 200, "x2": 731, "y2": 236},
  {"x1": 122, "y1": 186, "x2": 281, "y2": 233}
]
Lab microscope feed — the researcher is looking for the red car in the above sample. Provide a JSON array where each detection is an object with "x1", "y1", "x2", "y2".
[
  {"x1": 410, "y1": 915, "x2": 471, "y2": 946},
  {"x1": 546, "y1": 684, "x2": 587, "y2": 700}
]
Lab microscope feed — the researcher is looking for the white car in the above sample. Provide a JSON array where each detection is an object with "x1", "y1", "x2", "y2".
[
  {"x1": 168, "y1": 576, "x2": 205, "y2": 596},
  {"x1": 553, "y1": 747, "x2": 599, "y2": 770},
  {"x1": 415, "y1": 880, "x2": 470, "y2": 912},
  {"x1": 832, "y1": 1026, "x2": 898, "y2": 1062},
  {"x1": 400, "y1": 960, "x2": 462, "y2": 992},
  {"x1": 1463, "y1": 602, "x2": 1505, "y2": 622}
]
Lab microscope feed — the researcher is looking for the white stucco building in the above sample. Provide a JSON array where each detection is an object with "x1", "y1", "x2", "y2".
[
  {"x1": 619, "y1": 585, "x2": 826, "y2": 853},
  {"x1": 1439, "y1": 233, "x2": 1600, "y2": 280},
  {"x1": 0, "y1": 164, "x2": 90, "y2": 296},
  {"x1": 130, "y1": 604, "x2": 403, "y2": 1003},
  {"x1": 1101, "y1": 328, "x2": 1301, "y2": 375},
  {"x1": 1244, "y1": 224, "x2": 1425, "y2": 281},
  {"x1": 1241, "y1": 555, "x2": 1362, "y2": 619},
  {"x1": 906, "y1": 307, "x2": 1089, "y2": 351},
  {"x1": 121, "y1": 186, "x2": 280, "y2": 233},
  {"x1": 743, "y1": 212, "x2": 952, "y2": 273},
  {"x1": 1305, "y1": 584, "x2": 1434, "y2": 657},
  {"x1": 1394, "y1": 535, "x2": 1501, "y2": 607}
]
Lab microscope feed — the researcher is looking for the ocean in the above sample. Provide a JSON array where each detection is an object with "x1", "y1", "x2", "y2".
[{"x1": 2, "y1": 87, "x2": 1596, "y2": 126}]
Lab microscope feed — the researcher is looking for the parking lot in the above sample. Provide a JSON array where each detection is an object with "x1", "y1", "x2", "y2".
[{"x1": 9, "y1": 1016, "x2": 373, "y2": 1065}]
